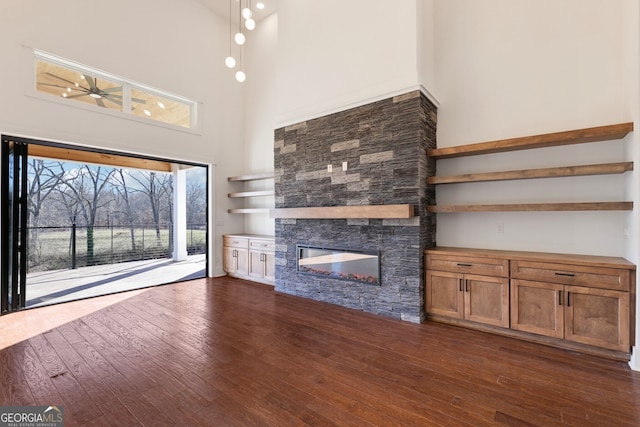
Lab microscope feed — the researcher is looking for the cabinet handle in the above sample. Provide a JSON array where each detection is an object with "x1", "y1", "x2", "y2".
[
  {"x1": 459, "y1": 278, "x2": 463, "y2": 292},
  {"x1": 465, "y1": 279, "x2": 469, "y2": 292},
  {"x1": 233, "y1": 249, "x2": 237, "y2": 258},
  {"x1": 558, "y1": 290, "x2": 563, "y2": 306},
  {"x1": 555, "y1": 272, "x2": 575, "y2": 277},
  {"x1": 567, "y1": 292, "x2": 571, "y2": 307},
  {"x1": 457, "y1": 263, "x2": 472, "y2": 267}
]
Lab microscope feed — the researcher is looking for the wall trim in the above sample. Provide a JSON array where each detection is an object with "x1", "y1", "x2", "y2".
[
  {"x1": 629, "y1": 346, "x2": 640, "y2": 371},
  {"x1": 276, "y1": 83, "x2": 439, "y2": 129}
]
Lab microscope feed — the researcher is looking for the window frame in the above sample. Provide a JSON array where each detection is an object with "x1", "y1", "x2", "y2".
[{"x1": 33, "y1": 50, "x2": 201, "y2": 134}]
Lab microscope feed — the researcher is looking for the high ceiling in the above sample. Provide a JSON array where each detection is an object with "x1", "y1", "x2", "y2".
[{"x1": 196, "y1": 0, "x2": 278, "y2": 24}]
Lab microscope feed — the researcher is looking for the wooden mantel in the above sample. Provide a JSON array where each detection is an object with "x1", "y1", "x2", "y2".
[{"x1": 270, "y1": 204, "x2": 415, "y2": 219}]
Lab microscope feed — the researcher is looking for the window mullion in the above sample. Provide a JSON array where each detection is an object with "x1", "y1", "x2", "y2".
[{"x1": 123, "y1": 83, "x2": 132, "y2": 114}]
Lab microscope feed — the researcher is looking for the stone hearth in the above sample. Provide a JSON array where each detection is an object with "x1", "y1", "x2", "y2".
[{"x1": 273, "y1": 90, "x2": 437, "y2": 323}]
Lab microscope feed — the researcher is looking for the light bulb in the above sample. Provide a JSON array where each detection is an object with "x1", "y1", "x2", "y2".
[
  {"x1": 225, "y1": 56, "x2": 236, "y2": 68},
  {"x1": 256, "y1": 2, "x2": 265, "y2": 10},
  {"x1": 234, "y1": 32, "x2": 246, "y2": 45},
  {"x1": 245, "y1": 18, "x2": 255, "y2": 31},
  {"x1": 242, "y1": 7, "x2": 252, "y2": 19},
  {"x1": 235, "y1": 70, "x2": 246, "y2": 82}
]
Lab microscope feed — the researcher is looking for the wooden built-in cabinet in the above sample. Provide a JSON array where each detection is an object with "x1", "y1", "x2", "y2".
[
  {"x1": 511, "y1": 260, "x2": 631, "y2": 352},
  {"x1": 425, "y1": 247, "x2": 636, "y2": 359},
  {"x1": 223, "y1": 235, "x2": 249, "y2": 276},
  {"x1": 426, "y1": 255, "x2": 509, "y2": 327},
  {"x1": 248, "y1": 238, "x2": 276, "y2": 283},
  {"x1": 223, "y1": 234, "x2": 275, "y2": 285}
]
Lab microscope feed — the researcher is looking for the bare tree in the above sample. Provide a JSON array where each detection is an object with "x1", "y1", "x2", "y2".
[
  {"x1": 110, "y1": 169, "x2": 138, "y2": 251},
  {"x1": 128, "y1": 171, "x2": 172, "y2": 243},
  {"x1": 58, "y1": 165, "x2": 116, "y2": 265},
  {"x1": 186, "y1": 180, "x2": 206, "y2": 225},
  {"x1": 26, "y1": 159, "x2": 64, "y2": 263}
]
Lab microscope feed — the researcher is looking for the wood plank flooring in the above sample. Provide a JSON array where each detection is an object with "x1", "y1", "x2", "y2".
[{"x1": 1, "y1": 276, "x2": 639, "y2": 426}]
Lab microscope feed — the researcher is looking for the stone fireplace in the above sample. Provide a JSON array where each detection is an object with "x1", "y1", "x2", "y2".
[{"x1": 273, "y1": 90, "x2": 437, "y2": 323}]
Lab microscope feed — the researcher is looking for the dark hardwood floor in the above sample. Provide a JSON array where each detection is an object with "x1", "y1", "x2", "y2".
[{"x1": 1, "y1": 277, "x2": 639, "y2": 426}]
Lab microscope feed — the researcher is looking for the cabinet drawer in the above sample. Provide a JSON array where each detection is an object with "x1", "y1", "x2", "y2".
[
  {"x1": 223, "y1": 236, "x2": 249, "y2": 249},
  {"x1": 249, "y1": 239, "x2": 275, "y2": 252},
  {"x1": 426, "y1": 254, "x2": 509, "y2": 277},
  {"x1": 510, "y1": 260, "x2": 629, "y2": 291}
]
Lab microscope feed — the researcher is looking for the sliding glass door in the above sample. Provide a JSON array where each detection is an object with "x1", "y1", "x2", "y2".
[
  {"x1": 1, "y1": 135, "x2": 209, "y2": 312},
  {"x1": 1, "y1": 137, "x2": 29, "y2": 313}
]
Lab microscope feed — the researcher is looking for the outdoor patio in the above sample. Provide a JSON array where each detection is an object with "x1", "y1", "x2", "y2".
[{"x1": 25, "y1": 254, "x2": 206, "y2": 308}]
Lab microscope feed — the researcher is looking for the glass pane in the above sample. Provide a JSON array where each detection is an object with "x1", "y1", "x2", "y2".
[
  {"x1": 297, "y1": 246, "x2": 380, "y2": 285},
  {"x1": 6, "y1": 147, "x2": 14, "y2": 308},
  {"x1": 131, "y1": 88, "x2": 192, "y2": 128},
  {"x1": 36, "y1": 59, "x2": 123, "y2": 111}
]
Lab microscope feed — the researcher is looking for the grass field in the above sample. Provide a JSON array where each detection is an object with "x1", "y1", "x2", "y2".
[{"x1": 28, "y1": 226, "x2": 206, "y2": 272}]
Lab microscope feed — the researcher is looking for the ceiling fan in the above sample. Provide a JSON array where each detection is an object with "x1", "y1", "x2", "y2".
[{"x1": 39, "y1": 72, "x2": 144, "y2": 108}]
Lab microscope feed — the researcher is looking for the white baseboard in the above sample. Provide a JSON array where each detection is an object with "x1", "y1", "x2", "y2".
[{"x1": 629, "y1": 346, "x2": 639, "y2": 371}]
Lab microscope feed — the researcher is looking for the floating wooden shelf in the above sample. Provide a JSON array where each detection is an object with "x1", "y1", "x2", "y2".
[
  {"x1": 227, "y1": 208, "x2": 272, "y2": 214},
  {"x1": 427, "y1": 202, "x2": 633, "y2": 213},
  {"x1": 427, "y1": 162, "x2": 634, "y2": 185},
  {"x1": 428, "y1": 122, "x2": 634, "y2": 159},
  {"x1": 271, "y1": 204, "x2": 415, "y2": 219},
  {"x1": 227, "y1": 172, "x2": 275, "y2": 214},
  {"x1": 227, "y1": 173, "x2": 275, "y2": 182},
  {"x1": 227, "y1": 190, "x2": 275, "y2": 198}
]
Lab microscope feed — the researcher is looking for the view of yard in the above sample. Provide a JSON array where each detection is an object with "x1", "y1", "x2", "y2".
[
  {"x1": 28, "y1": 225, "x2": 207, "y2": 272},
  {"x1": 11, "y1": 155, "x2": 209, "y2": 308}
]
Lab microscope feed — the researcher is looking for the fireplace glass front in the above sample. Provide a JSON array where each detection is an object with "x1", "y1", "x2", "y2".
[{"x1": 296, "y1": 245, "x2": 380, "y2": 285}]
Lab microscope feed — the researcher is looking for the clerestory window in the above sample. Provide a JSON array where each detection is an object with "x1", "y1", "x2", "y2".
[{"x1": 34, "y1": 50, "x2": 197, "y2": 130}]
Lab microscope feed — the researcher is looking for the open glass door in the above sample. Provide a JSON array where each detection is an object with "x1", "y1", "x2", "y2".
[{"x1": 1, "y1": 137, "x2": 28, "y2": 313}]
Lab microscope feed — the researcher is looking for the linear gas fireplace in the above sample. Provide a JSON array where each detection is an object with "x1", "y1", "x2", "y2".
[{"x1": 297, "y1": 245, "x2": 380, "y2": 285}]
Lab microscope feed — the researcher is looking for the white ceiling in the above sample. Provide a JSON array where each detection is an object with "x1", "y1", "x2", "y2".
[{"x1": 196, "y1": 0, "x2": 278, "y2": 24}]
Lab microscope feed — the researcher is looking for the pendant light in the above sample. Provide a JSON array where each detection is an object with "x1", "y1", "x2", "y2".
[
  {"x1": 235, "y1": 42, "x2": 246, "y2": 82},
  {"x1": 226, "y1": 0, "x2": 265, "y2": 82},
  {"x1": 234, "y1": 0, "x2": 245, "y2": 45},
  {"x1": 224, "y1": 0, "x2": 236, "y2": 68},
  {"x1": 244, "y1": 0, "x2": 255, "y2": 30}
]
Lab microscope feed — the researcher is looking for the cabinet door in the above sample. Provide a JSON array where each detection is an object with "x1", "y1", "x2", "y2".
[
  {"x1": 264, "y1": 252, "x2": 276, "y2": 283},
  {"x1": 511, "y1": 279, "x2": 564, "y2": 338},
  {"x1": 564, "y1": 285, "x2": 629, "y2": 352},
  {"x1": 235, "y1": 248, "x2": 249, "y2": 276},
  {"x1": 426, "y1": 270, "x2": 464, "y2": 319},
  {"x1": 249, "y1": 250, "x2": 265, "y2": 279},
  {"x1": 223, "y1": 246, "x2": 237, "y2": 273},
  {"x1": 464, "y1": 274, "x2": 510, "y2": 327}
]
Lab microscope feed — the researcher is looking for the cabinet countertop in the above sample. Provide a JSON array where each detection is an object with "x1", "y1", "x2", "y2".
[
  {"x1": 425, "y1": 246, "x2": 635, "y2": 270},
  {"x1": 224, "y1": 234, "x2": 275, "y2": 240}
]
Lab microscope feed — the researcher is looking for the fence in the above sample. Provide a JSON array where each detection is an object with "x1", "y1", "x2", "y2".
[{"x1": 27, "y1": 224, "x2": 206, "y2": 273}]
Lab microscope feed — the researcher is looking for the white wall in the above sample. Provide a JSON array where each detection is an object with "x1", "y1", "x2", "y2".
[
  {"x1": 621, "y1": 0, "x2": 640, "y2": 371},
  {"x1": 433, "y1": 0, "x2": 633, "y2": 257},
  {"x1": 417, "y1": 0, "x2": 436, "y2": 91},
  {"x1": 242, "y1": 12, "x2": 279, "y2": 236},
  {"x1": 276, "y1": 0, "x2": 420, "y2": 126},
  {"x1": 0, "y1": 0, "x2": 245, "y2": 276}
]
